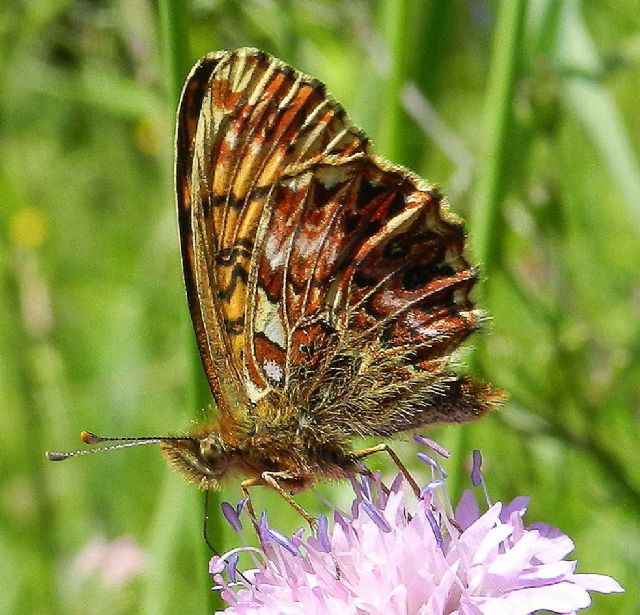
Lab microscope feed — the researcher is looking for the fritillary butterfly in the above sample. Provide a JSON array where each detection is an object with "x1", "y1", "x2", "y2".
[
  {"x1": 165, "y1": 48, "x2": 503, "y2": 495},
  {"x1": 48, "y1": 49, "x2": 503, "y2": 512}
]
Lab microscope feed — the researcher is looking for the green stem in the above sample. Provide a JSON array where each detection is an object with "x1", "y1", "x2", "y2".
[
  {"x1": 3, "y1": 249, "x2": 61, "y2": 613},
  {"x1": 471, "y1": 0, "x2": 527, "y2": 282},
  {"x1": 159, "y1": 0, "x2": 192, "y2": 107},
  {"x1": 157, "y1": 2, "x2": 223, "y2": 611},
  {"x1": 378, "y1": 0, "x2": 411, "y2": 164},
  {"x1": 461, "y1": 0, "x2": 527, "y2": 481},
  {"x1": 411, "y1": 0, "x2": 454, "y2": 173}
]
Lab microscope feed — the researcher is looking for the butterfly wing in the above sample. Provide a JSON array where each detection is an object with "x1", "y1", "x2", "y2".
[
  {"x1": 176, "y1": 48, "x2": 369, "y2": 414},
  {"x1": 176, "y1": 52, "x2": 253, "y2": 416},
  {"x1": 176, "y1": 48, "x2": 501, "y2": 430}
]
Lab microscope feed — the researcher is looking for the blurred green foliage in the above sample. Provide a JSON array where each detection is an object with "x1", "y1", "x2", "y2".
[{"x1": 1, "y1": 1, "x2": 638, "y2": 613}]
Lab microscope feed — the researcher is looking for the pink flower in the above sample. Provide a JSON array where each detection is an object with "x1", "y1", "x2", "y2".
[{"x1": 210, "y1": 451, "x2": 622, "y2": 614}]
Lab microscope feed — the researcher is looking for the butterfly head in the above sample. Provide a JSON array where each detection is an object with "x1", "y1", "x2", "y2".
[{"x1": 160, "y1": 431, "x2": 230, "y2": 490}]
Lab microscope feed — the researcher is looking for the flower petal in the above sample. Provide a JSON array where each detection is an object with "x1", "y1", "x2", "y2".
[
  {"x1": 466, "y1": 581, "x2": 592, "y2": 614},
  {"x1": 573, "y1": 573, "x2": 624, "y2": 594},
  {"x1": 455, "y1": 490, "x2": 481, "y2": 530}
]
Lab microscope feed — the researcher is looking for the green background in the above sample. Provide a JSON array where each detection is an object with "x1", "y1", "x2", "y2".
[{"x1": 1, "y1": 1, "x2": 638, "y2": 613}]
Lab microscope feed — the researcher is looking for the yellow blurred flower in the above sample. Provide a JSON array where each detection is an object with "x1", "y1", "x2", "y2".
[{"x1": 10, "y1": 207, "x2": 47, "y2": 249}]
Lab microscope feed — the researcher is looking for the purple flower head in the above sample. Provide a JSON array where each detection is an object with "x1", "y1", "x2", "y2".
[{"x1": 210, "y1": 455, "x2": 623, "y2": 614}]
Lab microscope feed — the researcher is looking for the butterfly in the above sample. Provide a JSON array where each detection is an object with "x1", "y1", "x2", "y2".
[
  {"x1": 48, "y1": 48, "x2": 503, "y2": 518},
  {"x1": 164, "y1": 46, "x2": 503, "y2": 501}
]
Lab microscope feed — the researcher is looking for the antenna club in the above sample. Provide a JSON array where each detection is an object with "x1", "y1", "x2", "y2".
[{"x1": 81, "y1": 431, "x2": 97, "y2": 444}]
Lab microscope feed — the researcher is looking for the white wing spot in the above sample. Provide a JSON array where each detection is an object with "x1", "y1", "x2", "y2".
[
  {"x1": 255, "y1": 288, "x2": 286, "y2": 346},
  {"x1": 263, "y1": 359, "x2": 284, "y2": 384}
]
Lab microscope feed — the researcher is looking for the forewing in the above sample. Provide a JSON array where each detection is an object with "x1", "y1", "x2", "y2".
[
  {"x1": 176, "y1": 53, "x2": 251, "y2": 416},
  {"x1": 176, "y1": 48, "x2": 368, "y2": 407}
]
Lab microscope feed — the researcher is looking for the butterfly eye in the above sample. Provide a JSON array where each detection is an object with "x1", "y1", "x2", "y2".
[{"x1": 199, "y1": 436, "x2": 228, "y2": 475}]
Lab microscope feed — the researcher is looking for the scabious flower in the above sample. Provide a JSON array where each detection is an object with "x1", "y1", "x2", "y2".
[{"x1": 210, "y1": 443, "x2": 622, "y2": 614}]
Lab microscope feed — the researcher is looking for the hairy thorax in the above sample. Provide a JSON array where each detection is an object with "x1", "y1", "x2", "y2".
[{"x1": 160, "y1": 389, "x2": 355, "y2": 491}]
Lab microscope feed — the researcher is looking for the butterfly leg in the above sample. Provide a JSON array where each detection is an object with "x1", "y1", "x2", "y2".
[
  {"x1": 242, "y1": 474, "x2": 342, "y2": 579},
  {"x1": 202, "y1": 489, "x2": 221, "y2": 554},
  {"x1": 240, "y1": 477, "x2": 265, "y2": 536},
  {"x1": 261, "y1": 471, "x2": 317, "y2": 529},
  {"x1": 262, "y1": 472, "x2": 343, "y2": 579},
  {"x1": 240, "y1": 474, "x2": 316, "y2": 528},
  {"x1": 351, "y1": 443, "x2": 421, "y2": 497}
]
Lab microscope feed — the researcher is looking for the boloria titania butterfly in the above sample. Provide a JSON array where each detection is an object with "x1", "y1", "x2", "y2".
[{"x1": 48, "y1": 48, "x2": 503, "y2": 517}]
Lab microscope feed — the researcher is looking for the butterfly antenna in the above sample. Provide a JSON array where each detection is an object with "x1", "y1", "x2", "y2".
[{"x1": 45, "y1": 431, "x2": 195, "y2": 462}]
